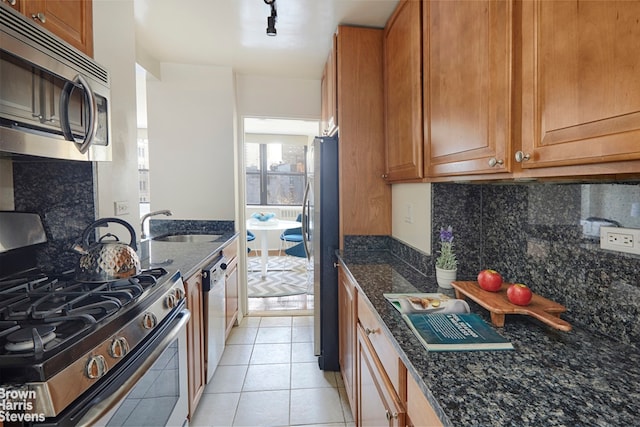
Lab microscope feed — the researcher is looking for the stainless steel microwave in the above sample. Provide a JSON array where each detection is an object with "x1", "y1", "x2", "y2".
[{"x1": 0, "y1": 4, "x2": 111, "y2": 161}]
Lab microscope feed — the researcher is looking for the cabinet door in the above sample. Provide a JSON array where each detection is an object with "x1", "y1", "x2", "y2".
[
  {"x1": 406, "y1": 373, "x2": 443, "y2": 427},
  {"x1": 520, "y1": 0, "x2": 640, "y2": 169},
  {"x1": 338, "y1": 267, "x2": 356, "y2": 416},
  {"x1": 184, "y1": 272, "x2": 205, "y2": 419},
  {"x1": 321, "y1": 35, "x2": 338, "y2": 136},
  {"x1": 383, "y1": 0, "x2": 423, "y2": 182},
  {"x1": 357, "y1": 324, "x2": 405, "y2": 427},
  {"x1": 426, "y1": 0, "x2": 513, "y2": 176},
  {"x1": 225, "y1": 258, "x2": 238, "y2": 338},
  {"x1": 23, "y1": 0, "x2": 93, "y2": 56},
  {"x1": 337, "y1": 25, "x2": 391, "y2": 238}
]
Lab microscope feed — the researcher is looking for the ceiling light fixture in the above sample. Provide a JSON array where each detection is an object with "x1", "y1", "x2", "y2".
[{"x1": 264, "y1": 0, "x2": 277, "y2": 36}]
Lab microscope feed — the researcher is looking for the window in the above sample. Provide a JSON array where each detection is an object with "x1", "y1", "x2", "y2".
[{"x1": 246, "y1": 142, "x2": 307, "y2": 206}]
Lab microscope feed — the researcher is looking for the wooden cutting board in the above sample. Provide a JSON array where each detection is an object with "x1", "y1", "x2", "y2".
[{"x1": 450, "y1": 281, "x2": 572, "y2": 331}]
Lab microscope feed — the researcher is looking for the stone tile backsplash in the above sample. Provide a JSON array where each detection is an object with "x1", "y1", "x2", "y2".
[
  {"x1": 348, "y1": 181, "x2": 640, "y2": 346},
  {"x1": 13, "y1": 159, "x2": 95, "y2": 272}
]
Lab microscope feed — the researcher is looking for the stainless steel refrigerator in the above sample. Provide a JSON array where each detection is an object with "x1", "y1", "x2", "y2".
[{"x1": 302, "y1": 135, "x2": 339, "y2": 371}]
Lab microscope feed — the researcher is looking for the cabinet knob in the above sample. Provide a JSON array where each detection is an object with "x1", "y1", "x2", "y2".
[
  {"x1": 381, "y1": 173, "x2": 388, "y2": 180},
  {"x1": 31, "y1": 12, "x2": 46, "y2": 23},
  {"x1": 385, "y1": 410, "x2": 398, "y2": 420},
  {"x1": 365, "y1": 327, "x2": 375, "y2": 336},
  {"x1": 3, "y1": 0, "x2": 17, "y2": 6},
  {"x1": 515, "y1": 151, "x2": 531, "y2": 163},
  {"x1": 488, "y1": 157, "x2": 504, "y2": 167}
]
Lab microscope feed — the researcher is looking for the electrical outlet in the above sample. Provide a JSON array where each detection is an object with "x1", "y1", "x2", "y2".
[
  {"x1": 600, "y1": 226, "x2": 640, "y2": 255},
  {"x1": 114, "y1": 201, "x2": 130, "y2": 216},
  {"x1": 404, "y1": 203, "x2": 414, "y2": 224}
]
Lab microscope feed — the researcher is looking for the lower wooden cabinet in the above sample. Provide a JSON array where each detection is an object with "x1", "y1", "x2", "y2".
[
  {"x1": 223, "y1": 237, "x2": 239, "y2": 338},
  {"x1": 340, "y1": 262, "x2": 445, "y2": 426},
  {"x1": 338, "y1": 266, "x2": 356, "y2": 414},
  {"x1": 357, "y1": 323, "x2": 406, "y2": 427},
  {"x1": 407, "y1": 373, "x2": 443, "y2": 427},
  {"x1": 184, "y1": 271, "x2": 205, "y2": 420}
]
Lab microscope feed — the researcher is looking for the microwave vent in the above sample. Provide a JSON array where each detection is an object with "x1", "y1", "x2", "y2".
[{"x1": 0, "y1": 5, "x2": 109, "y2": 86}]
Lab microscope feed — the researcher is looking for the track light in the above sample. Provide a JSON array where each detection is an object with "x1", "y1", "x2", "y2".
[{"x1": 264, "y1": 0, "x2": 277, "y2": 36}]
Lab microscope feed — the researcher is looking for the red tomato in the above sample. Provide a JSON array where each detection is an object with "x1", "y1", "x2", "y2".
[
  {"x1": 477, "y1": 269, "x2": 503, "y2": 292},
  {"x1": 507, "y1": 283, "x2": 533, "y2": 306}
]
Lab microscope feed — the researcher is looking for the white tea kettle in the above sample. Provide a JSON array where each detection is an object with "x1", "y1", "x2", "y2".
[{"x1": 74, "y1": 218, "x2": 141, "y2": 282}]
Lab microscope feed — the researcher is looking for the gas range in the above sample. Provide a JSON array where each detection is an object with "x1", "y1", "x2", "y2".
[
  {"x1": 0, "y1": 267, "x2": 167, "y2": 378},
  {"x1": 0, "y1": 266, "x2": 186, "y2": 420},
  {"x1": 0, "y1": 212, "x2": 190, "y2": 425}
]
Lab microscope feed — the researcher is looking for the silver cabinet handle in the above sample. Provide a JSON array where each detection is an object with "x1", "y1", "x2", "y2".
[
  {"x1": 31, "y1": 12, "x2": 46, "y2": 23},
  {"x1": 3, "y1": 0, "x2": 18, "y2": 6},
  {"x1": 515, "y1": 151, "x2": 531, "y2": 162},
  {"x1": 365, "y1": 328, "x2": 375, "y2": 336},
  {"x1": 488, "y1": 157, "x2": 504, "y2": 167}
]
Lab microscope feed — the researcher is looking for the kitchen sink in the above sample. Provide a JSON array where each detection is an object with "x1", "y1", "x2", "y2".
[{"x1": 153, "y1": 234, "x2": 222, "y2": 243}]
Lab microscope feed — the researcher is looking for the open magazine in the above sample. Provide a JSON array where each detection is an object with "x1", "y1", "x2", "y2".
[
  {"x1": 384, "y1": 293, "x2": 514, "y2": 352},
  {"x1": 383, "y1": 293, "x2": 470, "y2": 315}
]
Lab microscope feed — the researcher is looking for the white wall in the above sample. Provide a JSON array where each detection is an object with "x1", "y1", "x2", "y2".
[
  {"x1": 236, "y1": 75, "x2": 321, "y2": 120},
  {"x1": 146, "y1": 63, "x2": 235, "y2": 220},
  {"x1": 392, "y1": 183, "x2": 432, "y2": 254},
  {"x1": 93, "y1": 0, "x2": 141, "y2": 236}
]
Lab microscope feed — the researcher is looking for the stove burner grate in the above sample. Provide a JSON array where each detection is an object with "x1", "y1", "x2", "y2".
[{"x1": 5, "y1": 325, "x2": 57, "y2": 352}]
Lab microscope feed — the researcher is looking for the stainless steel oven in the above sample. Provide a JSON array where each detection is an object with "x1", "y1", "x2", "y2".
[{"x1": 81, "y1": 307, "x2": 189, "y2": 427}]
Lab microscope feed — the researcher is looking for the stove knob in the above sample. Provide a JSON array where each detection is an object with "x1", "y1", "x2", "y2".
[
  {"x1": 142, "y1": 312, "x2": 158, "y2": 329},
  {"x1": 86, "y1": 355, "x2": 108, "y2": 379},
  {"x1": 109, "y1": 337, "x2": 129, "y2": 359},
  {"x1": 174, "y1": 287, "x2": 185, "y2": 300},
  {"x1": 165, "y1": 293, "x2": 177, "y2": 309}
]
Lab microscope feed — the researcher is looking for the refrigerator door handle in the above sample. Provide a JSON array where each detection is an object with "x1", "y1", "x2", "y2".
[{"x1": 301, "y1": 180, "x2": 311, "y2": 261}]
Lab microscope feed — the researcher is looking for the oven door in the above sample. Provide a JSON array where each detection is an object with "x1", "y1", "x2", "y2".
[{"x1": 34, "y1": 306, "x2": 190, "y2": 427}]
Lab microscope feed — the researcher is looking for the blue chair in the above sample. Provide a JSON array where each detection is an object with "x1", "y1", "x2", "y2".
[
  {"x1": 279, "y1": 213, "x2": 303, "y2": 256},
  {"x1": 247, "y1": 230, "x2": 255, "y2": 254},
  {"x1": 284, "y1": 242, "x2": 311, "y2": 287}
]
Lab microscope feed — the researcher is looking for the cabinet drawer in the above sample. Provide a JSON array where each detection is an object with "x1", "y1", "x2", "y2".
[
  {"x1": 222, "y1": 237, "x2": 238, "y2": 261},
  {"x1": 357, "y1": 297, "x2": 404, "y2": 395},
  {"x1": 407, "y1": 373, "x2": 443, "y2": 427}
]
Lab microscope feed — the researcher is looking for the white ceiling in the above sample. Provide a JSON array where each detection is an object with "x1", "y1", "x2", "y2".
[{"x1": 133, "y1": 0, "x2": 399, "y2": 80}]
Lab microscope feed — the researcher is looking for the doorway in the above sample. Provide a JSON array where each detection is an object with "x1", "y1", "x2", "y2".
[{"x1": 242, "y1": 117, "x2": 319, "y2": 315}]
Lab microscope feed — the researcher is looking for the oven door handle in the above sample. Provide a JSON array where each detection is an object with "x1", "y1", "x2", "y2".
[{"x1": 76, "y1": 309, "x2": 190, "y2": 427}]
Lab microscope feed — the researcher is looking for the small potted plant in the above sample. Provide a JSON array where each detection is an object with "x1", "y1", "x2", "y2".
[{"x1": 435, "y1": 225, "x2": 458, "y2": 288}]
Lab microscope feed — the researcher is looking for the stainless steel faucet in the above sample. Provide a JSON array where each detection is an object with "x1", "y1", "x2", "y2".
[{"x1": 140, "y1": 210, "x2": 172, "y2": 239}]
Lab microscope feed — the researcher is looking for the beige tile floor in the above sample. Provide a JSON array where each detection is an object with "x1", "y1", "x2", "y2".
[{"x1": 190, "y1": 315, "x2": 354, "y2": 427}]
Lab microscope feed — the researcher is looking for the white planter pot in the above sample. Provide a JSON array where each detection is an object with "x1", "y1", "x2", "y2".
[{"x1": 435, "y1": 267, "x2": 457, "y2": 289}]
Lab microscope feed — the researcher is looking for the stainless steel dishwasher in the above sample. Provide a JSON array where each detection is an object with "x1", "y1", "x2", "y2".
[{"x1": 202, "y1": 255, "x2": 227, "y2": 383}]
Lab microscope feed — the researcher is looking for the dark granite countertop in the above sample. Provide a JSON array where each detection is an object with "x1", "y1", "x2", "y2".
[
  {"x1": 139, "y1": 232, "x2": 239, "y2": 280},
  {"x1": 338, "y1": 250, "x2": 640, "y2": 426}
]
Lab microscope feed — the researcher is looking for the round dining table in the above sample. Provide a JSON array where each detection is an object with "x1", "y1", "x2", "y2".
[{"x1": 246, "y1": 219, "x2": 302, "y2": 279}]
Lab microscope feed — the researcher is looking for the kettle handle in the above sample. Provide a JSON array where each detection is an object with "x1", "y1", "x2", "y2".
[{"x1": 82, "y1": 218, "x2": 138, "y2": 251}]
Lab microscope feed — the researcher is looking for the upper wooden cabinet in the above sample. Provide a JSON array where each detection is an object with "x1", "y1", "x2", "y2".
[
  {"x1": 337, "y1": 25, "x2": 391, "y2": 241},
  {"x1": 425, "y1": 0, "x2": 513, "y2": 177},
  {"x1": 321, "y1": 35, "x2": 338, "y2": 136},
  {"x1": 383, "y1": 0, "x2": 424, "y2": 182},
  {"x1": 519, "y1": 0, "x2": 640, "y2": 170},
  {"x1": 15, "y1": 0, "x2": 93, "y2": 57}
]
